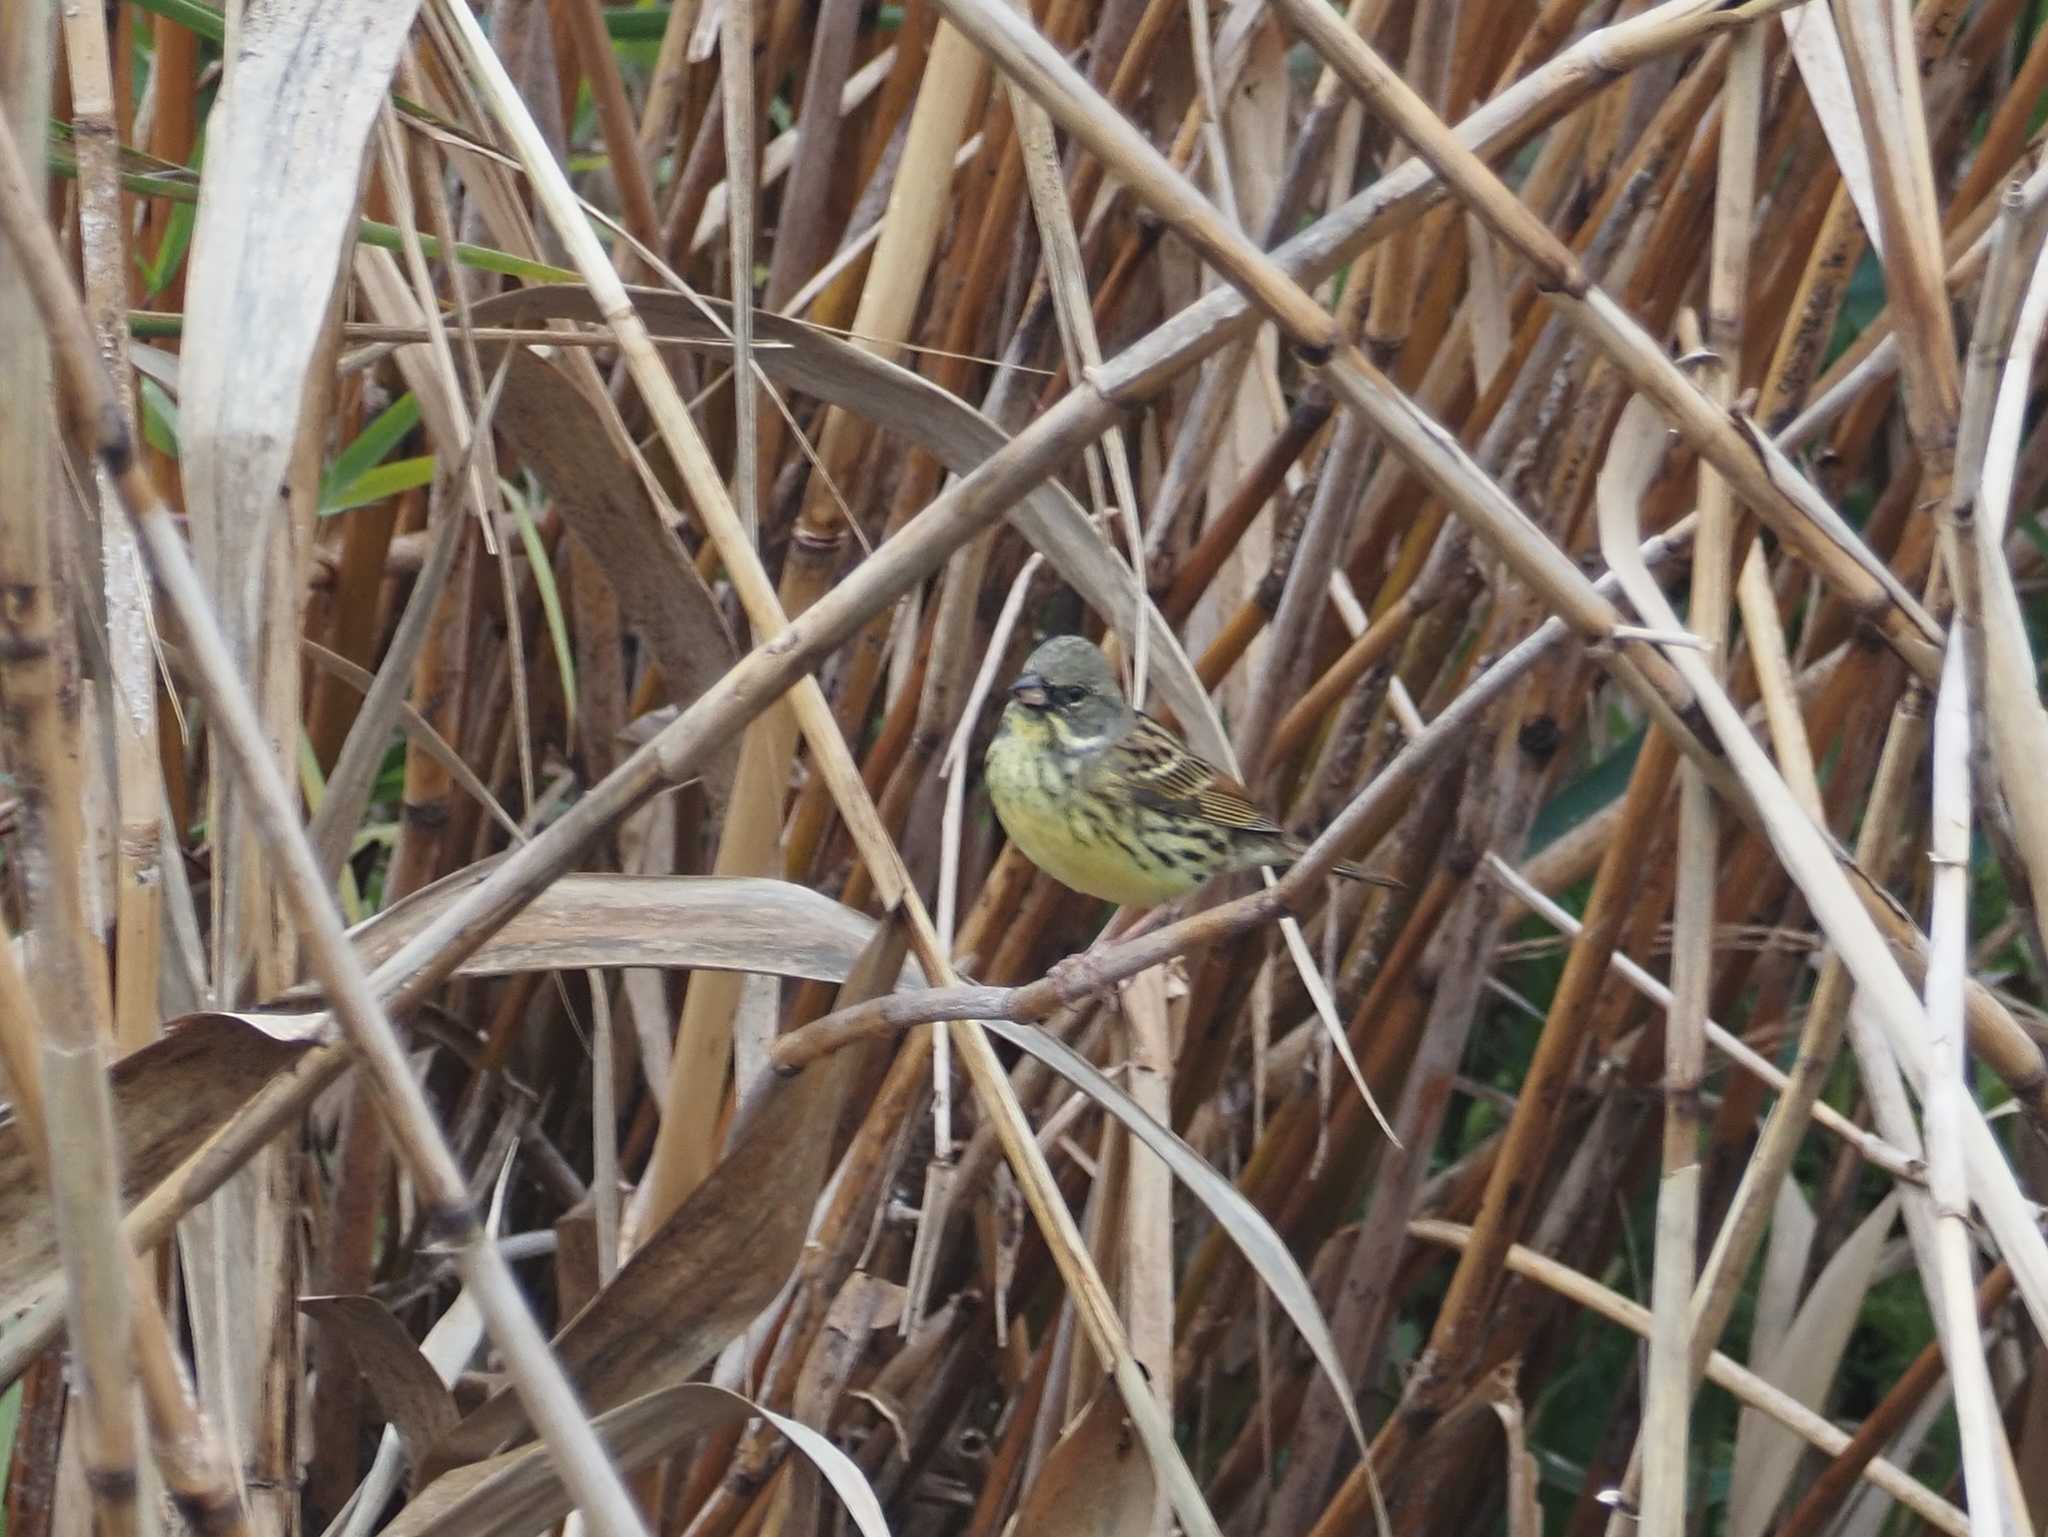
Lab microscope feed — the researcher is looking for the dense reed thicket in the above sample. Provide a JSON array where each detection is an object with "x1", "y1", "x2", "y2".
[{"x1": 3, "y1": 0, "x2": 2048, "y2": 1534}]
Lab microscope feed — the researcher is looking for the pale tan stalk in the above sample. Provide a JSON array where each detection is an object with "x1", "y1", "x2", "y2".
[
  {"x1": 634, "y1": 710, "x2": 798, "y2": 1234},
  {"x1": 1640, "y1": 23, "x2": 1759, "y2": 1527},
  {"x1": 1831, "y1": 0, "x2": 1960, "y2": 491},
  {"x1": 1922, "y1": 644, "x2": 2023, "y2": 1532},
  {"x1": 1961, "y1": 172, "x2": 2048, "y2": 966},
  {"x1": 717, "y1": 0, "x2": 758, "y2": 533},
  {"x1": 0, "y1": 17, "x2": 133, "y2": 1532},
  {"x1": 0, "y1": 931, "x2": 251, "y2": 1537},
  {"x1": 59, "y1": 0, "x2": 162, "y2": 1053},
  {"x1": 1000, "y1": 0, "x2": 1148, "y2": 703},
  {"x1": 779, "y1": 20, "x2": 987, "y2": 610},
  {"x1": 1120, "y1": 967, "x2": 1177, "y2": 1536},
  {"x1": 1734, "y1": 545, "x2": 1825, "y2": 815}
]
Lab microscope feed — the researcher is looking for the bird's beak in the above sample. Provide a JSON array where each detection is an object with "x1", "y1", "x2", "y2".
[{"x1": 1008, "y1": 672, "x2": 1050, "y2": 709}]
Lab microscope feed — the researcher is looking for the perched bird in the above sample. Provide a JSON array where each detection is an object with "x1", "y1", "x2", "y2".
[{"x1": 984, "y1": 635, "x2": 1399, "y2": 908}]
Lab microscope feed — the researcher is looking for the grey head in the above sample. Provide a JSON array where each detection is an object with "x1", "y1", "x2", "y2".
[{"x1": 1005, "y1": 635, "x2": 1133, "y2": 741}]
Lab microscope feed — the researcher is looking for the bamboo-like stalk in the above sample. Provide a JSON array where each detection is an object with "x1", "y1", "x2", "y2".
[
  {"x1": 1637, "y1": 21, "x2": 1759, "y2": 1527},
  {"x1": 0, "y1": 18, "x2": 135, "y2": 1533},
  {"x1": 1921, "y1": 641, "x2": 2020, "y2": 1532},
  {"x1": 59, "y1": 0, "x2": 164, "y2": 1056},
  {"x1": 1960, "y1": 170, "x2": 2048, "y2": 969}
]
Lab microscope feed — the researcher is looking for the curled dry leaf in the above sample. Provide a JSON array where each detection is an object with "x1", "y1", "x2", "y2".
[
  {"x1": 341, "y1": 867, "x2": 928, "y2": 988},
  {"x1": 424, "y1": 915, "x2": 905, "y2": 1470}
]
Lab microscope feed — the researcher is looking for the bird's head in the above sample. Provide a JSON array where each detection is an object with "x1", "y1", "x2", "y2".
[{"x1": 1003, "y1": 635, "x2": 1131, "y2": 748}]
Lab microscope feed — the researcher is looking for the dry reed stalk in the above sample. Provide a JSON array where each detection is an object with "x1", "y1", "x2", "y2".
[
  {"x1": 0, "y1": 18, "x2": 136, "y2": 1535},
  {"x1": 1636, "y1": 23, "x2": 1759, "y2": 1530},
  {"x1": 431, "y1": 9, "x2": 1244, "y2": 1530},
  {"x1": 58, "y1": 0, "x2": 164, "y2": 1057},
  {"x1": 1923, "y1": 643, "x2": 2023, "y2": 1530}
]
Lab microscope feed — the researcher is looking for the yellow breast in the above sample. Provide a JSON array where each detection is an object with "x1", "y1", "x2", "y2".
[{"x1": 985, "y1": 712, "x2": 1204, "y2": 908}]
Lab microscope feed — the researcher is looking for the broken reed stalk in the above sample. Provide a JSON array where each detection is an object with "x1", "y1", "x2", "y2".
[
  {"x1": 58, "y1": 0, "x2": 165, "y2": 1056},
  {"x1": 0, "y1": 102, "x2": 657, "y2": 1537},
  {"x1": 0, "y1": 931, "x2": 252, "y2": 1537}
]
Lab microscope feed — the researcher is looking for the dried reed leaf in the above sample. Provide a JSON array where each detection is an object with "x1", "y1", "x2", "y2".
[
  {"x1": 342, "y1": 870, "x2": 926, "y2": 987},
  {"x1": 428, "y1": 916, "x2": 903, "y2": 1466},
  {"x1": 485, "y1": 345, "x2": 740, "y2": 802},
  {"x1": 389, "y1": 1382, "x2": 885, "y2": 1537},
  {"x1": 979, "y1": 1018, "x2": 1367, "y2": 1452},
  {"x1": 1728, "y1": 1193, "x2": 1900, "y2": 1537},
  {"x1": 296, "y1": 1295, "x2": 459, "y2": 1474},
  {"x1": 1751, "y1": 1177, "x2": 1816, "y2": 1370},
  {"x1": 179, "y1": 0, "x2": 422, "y2": 980},
  {"x1": 1011, "y1": 1381, "x2": 1155, "y2": 1537}
]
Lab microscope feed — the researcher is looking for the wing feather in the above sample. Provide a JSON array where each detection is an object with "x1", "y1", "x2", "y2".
[{"x1": 1116, "y1": 714, "x2": 1286, "y2": 837}]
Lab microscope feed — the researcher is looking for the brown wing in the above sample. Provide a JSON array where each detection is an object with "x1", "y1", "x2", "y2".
[{"x1": 1116, "y1": 714, "x2": 1287, "y2": 837}]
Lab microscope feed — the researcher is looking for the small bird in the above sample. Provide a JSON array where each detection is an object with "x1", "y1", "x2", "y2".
[{"x1": 984, "y1": 635, "x2": 1399, "y2": 908}]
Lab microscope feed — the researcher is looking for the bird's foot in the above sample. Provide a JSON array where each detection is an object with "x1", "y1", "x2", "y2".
[{"x1": 1046, "y1": 903, "x2": 1179, "y2": 1005}]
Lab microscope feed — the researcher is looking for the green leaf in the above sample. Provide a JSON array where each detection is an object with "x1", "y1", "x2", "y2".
[
  {"x1": 323, "y1": 393, "x2": 421, "y2": 504},
  {"x1": 139, "y1": 377, "x2": 181, "y2": 459},
  {"x1": 320, "y1": 456, "x2": 437, "y2": 517},
  {"x1": 128, "y1": 0, "x2": 225, "y2": 43},
  {"x1": 512, "y1": 496, "x2": 577, "y2": 731},
  {"x1": 603, "y1": 6, "x2": 673, "y2": 41},
  {"x1": 50, "y1": 128, "x2": 581, "y2": 288},
  {"x1": 1528, "y1": 726, "x2": 1644, "y2": 851},
  {"x1": 136, "y1": 125, "x2": 206, "y2": 297}
]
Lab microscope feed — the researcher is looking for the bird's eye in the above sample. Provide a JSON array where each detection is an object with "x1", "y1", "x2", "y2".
[{"x1": 1051, "y1": 684, "x2": 1087, "y2": 707}]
